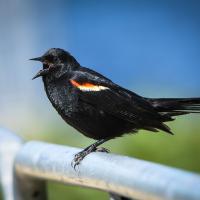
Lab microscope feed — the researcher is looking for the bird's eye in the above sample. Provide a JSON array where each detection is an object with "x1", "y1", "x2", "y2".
[{"x1": 44, "y1": 55, "x2": 54, "y2": 63}]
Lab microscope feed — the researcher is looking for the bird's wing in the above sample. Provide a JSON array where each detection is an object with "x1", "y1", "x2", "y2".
[{"x1": 69, "y1": 68, "x2": 171, "y2": 132}]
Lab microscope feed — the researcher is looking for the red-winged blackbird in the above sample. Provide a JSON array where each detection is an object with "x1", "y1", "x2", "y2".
[{"x1": 31, "y1": 48, "x2": 200, "y2": 168}]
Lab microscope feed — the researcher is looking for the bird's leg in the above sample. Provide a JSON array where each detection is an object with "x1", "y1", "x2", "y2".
[{"x1": 71, "y1": 139, "x2": 109, "y2": 169}]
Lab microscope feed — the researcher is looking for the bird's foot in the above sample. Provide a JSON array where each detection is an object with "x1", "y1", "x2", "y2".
[
  {"x1": 71, "y1": 150, "x2": 87, "y2": 170},
  {"x1": 71, "y1": 146, "x2": 109, "y2": 170}
]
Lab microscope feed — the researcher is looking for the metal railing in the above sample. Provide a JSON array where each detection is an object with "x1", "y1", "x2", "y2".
[{"x1": 0, "y1": 128, "x2": 200, "y2": 200}]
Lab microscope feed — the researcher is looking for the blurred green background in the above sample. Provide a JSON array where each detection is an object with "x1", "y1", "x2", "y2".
[{"x1": 1, "y1": 0, "x2": 200, "y2": 199}]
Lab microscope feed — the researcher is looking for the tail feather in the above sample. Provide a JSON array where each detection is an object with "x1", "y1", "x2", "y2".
[
  {"x1": 148, "y1": 98, "x2": 200, "y2": 116},
  {"x1": 144, "y1": 97, "x2": 200, "y2": 135}
]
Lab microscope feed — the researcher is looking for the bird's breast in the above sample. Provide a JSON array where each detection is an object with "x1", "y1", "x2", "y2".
[{"x1": 43, "y1": 76, "x2": 77, "y2": 117}]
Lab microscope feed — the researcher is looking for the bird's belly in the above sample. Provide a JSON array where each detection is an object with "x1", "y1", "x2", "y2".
[{"x1": 62, "y1": 102, "x2": 134, "y2": 140}]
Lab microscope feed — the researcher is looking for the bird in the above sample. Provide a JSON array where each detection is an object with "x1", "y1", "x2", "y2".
[{"x1": 30, "y1": 48, "x2": 200, "y2": 168}]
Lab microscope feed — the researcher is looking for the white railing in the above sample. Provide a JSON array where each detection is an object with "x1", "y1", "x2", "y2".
[{"x1": 0, "y1": 128, "x2": 200, "y2": 200}]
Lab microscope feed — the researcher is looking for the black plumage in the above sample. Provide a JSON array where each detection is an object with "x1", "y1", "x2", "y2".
[{"x1": 31, "y1": 48, "x2": 200, "y2": 168}]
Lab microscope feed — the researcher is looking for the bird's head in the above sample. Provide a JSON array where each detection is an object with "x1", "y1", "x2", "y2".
[{"x1": 30, "y1": 48, "x2": 79, "y2": 79}]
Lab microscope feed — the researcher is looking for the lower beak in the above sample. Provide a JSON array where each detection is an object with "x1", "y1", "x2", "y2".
[{"x1": 32, "y1": 69, "x2": 49, "y2": 80}]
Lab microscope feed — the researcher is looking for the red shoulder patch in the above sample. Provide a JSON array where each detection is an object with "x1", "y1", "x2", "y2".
[{"x1": 70, "y1": 79, "x2": 109, "y2": 91}]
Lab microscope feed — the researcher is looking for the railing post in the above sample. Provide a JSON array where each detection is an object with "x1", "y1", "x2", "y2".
[
  {"x1": 14, "y1": 174, "x2": 47, "y2": 200},
  {"x1": 109, "y1": 193, "x2": 132, "y2": 200},
  {"x1": 0, "y1": 128, "x2": 47, "y2": 200}
]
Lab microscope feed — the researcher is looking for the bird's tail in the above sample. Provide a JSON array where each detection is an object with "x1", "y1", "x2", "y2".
[{"x1": 147, "y1": 97, "x2": 200, "y2": 118}]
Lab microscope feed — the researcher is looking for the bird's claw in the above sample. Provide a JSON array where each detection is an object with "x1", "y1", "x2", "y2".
[
  {"x1": 71, "y1": 151, "x2": 86, "y2": 170},
  {"x1": 71, "y1": 146, "x2": 110, "y2": 170}
]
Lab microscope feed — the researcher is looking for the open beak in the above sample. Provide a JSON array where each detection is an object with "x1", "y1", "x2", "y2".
[{"x1": 30, "y1": 56, "x2": 49, "y2": 80}]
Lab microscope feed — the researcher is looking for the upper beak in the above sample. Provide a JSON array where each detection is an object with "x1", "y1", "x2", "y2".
[{"x1": 29, "y1": 57, "x2": 43, "y2": 62}]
